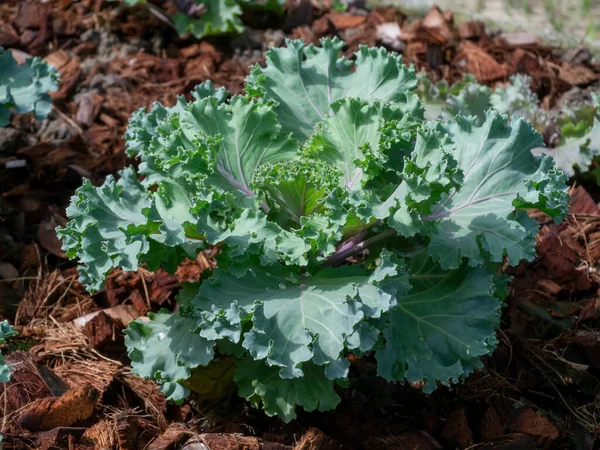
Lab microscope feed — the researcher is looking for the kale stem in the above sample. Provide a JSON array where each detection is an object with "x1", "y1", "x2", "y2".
[{"x1": 323, "y1": 228, "x2": 397, "y2": 267}]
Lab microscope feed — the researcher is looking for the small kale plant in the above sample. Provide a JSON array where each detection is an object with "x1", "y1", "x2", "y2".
[
  {"x1": 58, "y1": 38, "x2": 568, "y2": 422},
  {"x1": 0, "y1": 48, "x2": 59, "y2": 127},
  {"x1": 417, "y1": 72, "x2": 600, "y2": 177},
  {"x1": 124, "y1": 0, "x2": 284, "y2": 39},
  {"x1": 0, "y1": 321, "x2": 16, "y2": 383}
]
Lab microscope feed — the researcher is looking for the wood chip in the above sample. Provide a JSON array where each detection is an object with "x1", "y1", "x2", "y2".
[
  {"x1": 455, "y1": 41, "x2": 507, "y2": 81},
  {"x1": 458, "y1": 21, "x2": 485, "y2": 40},
  {"x1": 442, "y1": 407, "x2": 473, "y2": 448},
  {"x1": 327, "y1": 13, "x2": 367, "y2": 30},
  {"x1": 568, "y1": 186, "x2": 600, "y2": 215},
  {"x1": 44, "y1": 50, "x2": 70, "y2": 71},
  {"x1": 0, "y1": 20, "x2": 19, "y2": 46},
  {"x1": 19, "y1": 384, "x2": 100, "y2": 431},
  {"x1": 146, "y1": 424, "x2": 190, "y2": 450},
  {"x1": 35, "y1": 427, "x2": 87, "y2": 450},
  {"x1": 499, "y1": 32, "x2": 541, "y2": 47},
  {"x1": 82, "y1": 310, "x2": 122, "y2": 350},
  {"x1": 1, "y1": 351, "x2": 69, "y2": 422},
  {"x1": 76, "y1": 92, "x2": 104, "y2": 128},
  {"x1": 506, "y1": 407, "x2": 559, "y2": 447},
  {"x1": 480, "y1": 405, "x2": 506, "y2": 440},
  {"x1": 559, "y1": 63, "x2": 600, "y2": 85},
  {"x1": 294, "y1": 428, "x2": 340, "y2": 450}
]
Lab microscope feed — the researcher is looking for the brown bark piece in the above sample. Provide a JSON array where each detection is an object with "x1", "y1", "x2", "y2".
[
  {"x1": 36, "y1": 427, "x2": 87, "y2": 450},
  {"x1": 1, "y1": 351, "x2": 69, "y2": 418},
  {"x1": 0, "y1": 21, "x2": 19, "y2": 46},
  {"x1": 82, "y1": 419, "x2": 115, "y2": 448},
  {"x1": 559, "y1": 63, "x2": 600, "y2": 86},
  {"x1": 294, "y1": 428, "x2": 340, "y2": 450},
  {"x1": 441, "y1": 407, "x2": 473, "y2": 449},
  {"x1": 14, "y1": 1, "x2": 46, "y2": 29},
  {"x1": 196, "y1": 434, "x2": 262, "y2": 450},
  {"x1": 19, "y1": 384, "x2": 100, "y2": 431},
  {"x1": 421, "y1": 5, "x2": 456, "y2": 44},
  {"x1": 82, "y1": 310, "x2": 120, "y2": 350},
  {"x1": 569, "y1": 186, "x2": 600, "y2": 215},
  {"x1": 363, "y1": 431, "x2": 442, "y2": 450},
  {"x1": 579, "y1": 296, "x2": 600, "y2": 322},
  {"x1": 478, "y1": 433, "x2": 536, "y2": 449},
  {"x1": 455, "y1": 41, "x2": 507, "y2": 81},
  {"x1": 480, "y1": 405, "x2": 506, "y2": 440},
  {"x1": 76, "y1": 92, "x2": 104, "y2": 128},
  {"x1": 146, "y1": 424, "x2": 189, "y2": 450},
  {"x1": 44, "y1": 50, "x2": 70, "y2": 71},
  {"x1": 535, "y1": 279, "x2": 563, "y2": 298},
  {"x1": 119, "y1": 373, "x2": 168, "y2": 429},
  {"x1": 49, "y1": 57, "x2": 82, "y2": 102},
  {"x1": 327, "y1": 13, "x2": 367, "y2": 30},
  {"x1": 458, "y1": 21, "x2": 485, "y2": 40},
  {"x1": 54, "y1": 359, "x2": 121, "y2": 399},
  {"x1": 38, "y1": 213, "x2": 68, "y2": 259},
  {"x1": 498, "y1": 32, "x2": 540, "y2": 47},
  {"x1": 506, "y1": 407, "x2": 559, "y2": 448}
]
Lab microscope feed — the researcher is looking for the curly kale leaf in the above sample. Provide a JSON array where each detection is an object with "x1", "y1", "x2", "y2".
[
  {"x1": 0, "y1": 321, "x2": 16, "y2": 383},
  {"x1": 0, "y1": 48, "x2": 59, "y2": 126}
]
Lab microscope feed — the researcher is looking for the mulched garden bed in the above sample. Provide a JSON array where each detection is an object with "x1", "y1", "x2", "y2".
[{"x1": 1, "y1": 0, "x2": 600, "y2": 448}]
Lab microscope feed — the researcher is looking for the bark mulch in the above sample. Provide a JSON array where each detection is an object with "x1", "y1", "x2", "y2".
[{"x1": 1, "y1": 1, "x2": 600, "y2": 449}]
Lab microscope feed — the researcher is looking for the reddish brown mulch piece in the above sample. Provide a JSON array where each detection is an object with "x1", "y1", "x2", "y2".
[
  {"x1": 506, "y1": 407, "x2": 560, "y2": 449},
  {"x1": 81, "y1": 310, "x2": 124, "y2": 351},
  {"x1": 35, "y1": 427, "x2": 88, "y2": 450},
  {"x1": 293, "y1": 428, "x2": 340, "y2": 450},
  {"x1": 362, "y1": 431, "x2": 442, "y2": 450},
  {"x1": 18, "y1": 384, "x2": 99, "y2": 432},
  {"x1": 441, "y1": 407, "x2": 473, "y2": 449},
  {"x1": 2, "y1": 1, "x2": 600, "y2": 449},
  {"x1": 477, "y1": 434, "x2": 537, "y2": 450},
  {"x1": 146, "y1": 424, "x2": 190, "y2": 450},
  {"x1": 186, "y1": 433, "x2": 291, "y2": 450},
  {"x1": 1, "y1": 351, "x2": 69, "y2": 419}
]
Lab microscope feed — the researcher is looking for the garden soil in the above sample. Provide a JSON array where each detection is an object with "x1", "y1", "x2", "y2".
[{"x1": 1, "y1": 1, "x2": 600, "y2": 449}]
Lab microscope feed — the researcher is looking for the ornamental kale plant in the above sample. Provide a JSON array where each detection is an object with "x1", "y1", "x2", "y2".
[
  {"x1": 58, "y1": 38, "x2": 569, "y2": 422},
  {"x1": 0, "y1": 48, "x2": 59, "y2": 127},
  {"x1": 0, "y1": 320, "x2": 16, "y2": 383},
  {"x1": 123, "y1": 0, "x2": 284, "y2": 39},
  {"x1": 417, "y1": 72, "x2": 600, "y2": 177}
]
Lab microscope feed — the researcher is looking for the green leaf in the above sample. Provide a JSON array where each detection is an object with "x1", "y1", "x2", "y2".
[
  {"x1": 0, "y1": 320, "x2": 17, "y2": 383},
  {"x1": 181, "y1": 96, "x2": 297, "y2": 203},
  {"x1": 533, "y1": 118, "x2": 600, "y2": 177},
  {"x1": 194, "y1": 253, "x2": 403, "y2": 379},
  {"x1": 305, "y1": 98, "x2": 417, "y2": 190},
  {"x1": 253, "y1": 159, "x2": 341, "y2": 228},
  {"x1": 490, "y1": 74, "x2": 538, "y2": 116},
  {"x1": 173, "y1": 0, "x2": 244, "y2": 39},
  {"x1": 374, "y1": 123, "x2": 460, "y2": 237},
  {"x1": 376, "y1": 253, "x2": 501, "y2": 392},
  {"x1": 234, "y1": 357, "x2": 341, "y2": 422},
  {"x1": 124, "y1": 310, "x2": 215, "y2": 402},
  {"x1": 57, "y1": 168, "x2": 152, "y2": 291},
  {"x1": 241, "y1": 0, "x2": 286, "y2": 11},
  {"x1": 246, "y1": 38, "x2": 422, "y2": 139},
  {"x1": 56, "y1": 168, "x2": 203, "y2": 291},
  {"x1": 0, "y1": 48, "x2": 59, "y2": 126},
  {"x1": 446, "y1": 83, "x2": 491, "y2": 125},
  {"x1": 426, "y1": 111, "x2": 568, "y2": 269}
]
